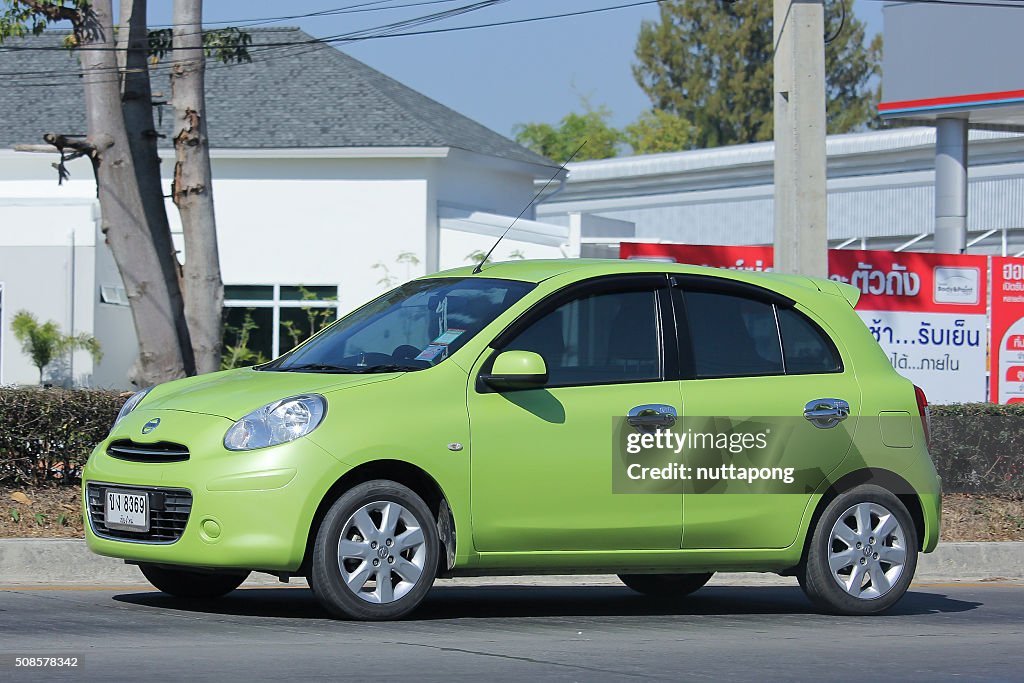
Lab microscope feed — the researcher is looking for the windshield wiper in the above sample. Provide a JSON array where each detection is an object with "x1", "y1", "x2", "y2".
[
  {"x1": 352, "y1": 364, "x2": 425, "y2": 373},
  {"x1": 275, "y1": 363, "x2": 424, "y2": 374},
  {"x1": 277, "y1": 363, "x2": 358, "y2": 373}
]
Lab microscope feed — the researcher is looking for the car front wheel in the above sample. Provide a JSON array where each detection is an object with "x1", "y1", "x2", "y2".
[
  {"x1": 138, "y1": 564, "x2": 249, "y2": 598},
  {"x1": 799, "y1": 485, "x2": 918, "y2": 615},
  {"x1": 618, "y1": 572, "x2": 714, "y2": 597},
  {"x1": 310, "y1": 480, "x2": 440, "y2": 620}
]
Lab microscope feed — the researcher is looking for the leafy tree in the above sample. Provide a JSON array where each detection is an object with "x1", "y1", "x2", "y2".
[
  {"x1": 624, "y1": 109, "x2": 697, "y2": 154},
  {"x1": 220, "y1": 309, "x2": 267, "y2": 371},
  {"x1": 823, "y1": 1, "x2": 883, "y2": 133},
  {"x1": 279, "y1": 286, "x2": 338, "y2": 354},
  {"x1": 465, "y1": 248, "x2": 527, "y2": 268},
  {"x1": 514, "y1": 104, "x2": 622, "y2": 161},
  {"x1": 11, "y1": 311, "x2": 102, "y2": 385},
  {"x1": 372, "y1": 251, "x2": 421, "y2": 289},
  {"x1": 633, "y1": 0, "x2": 880, "y2": 149},
  {"x1": 0, "y1": 0, "x2": 250, "y2": 383}
]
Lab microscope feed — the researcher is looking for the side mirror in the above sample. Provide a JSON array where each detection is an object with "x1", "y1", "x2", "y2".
[{"x1": 480, "y1": 350, "x2": 548, "y2": 391}]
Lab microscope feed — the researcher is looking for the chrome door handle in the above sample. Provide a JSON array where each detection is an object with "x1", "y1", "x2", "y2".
[
  {"x1": 627, "y1": 404, "x2": 677, "y2": 432},
  {"x1": 803, "y1": 398, "x2": 850, "y2": 429}
]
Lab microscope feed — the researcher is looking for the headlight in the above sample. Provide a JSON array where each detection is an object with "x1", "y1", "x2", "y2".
[
  {"x1": 112, "y1": 387, "x2": 153, "y2": 430},
  {"x1": 224, "y1": 394, "x2": 326, "y2": 451}
]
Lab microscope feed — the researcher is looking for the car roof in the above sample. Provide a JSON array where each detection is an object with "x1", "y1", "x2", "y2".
[
  {"x1": 425, "y1": 258, "x2": 862, "y2": 306},
  {"x1": 426, "y1": 258, "x2": 835, "y2": 294}
]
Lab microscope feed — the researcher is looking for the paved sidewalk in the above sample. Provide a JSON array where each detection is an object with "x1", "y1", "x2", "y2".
[{"x1": 1, "y1": 538, "x2": 1020, "y2": 587}]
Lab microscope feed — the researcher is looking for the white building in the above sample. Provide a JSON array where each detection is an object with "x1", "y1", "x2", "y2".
[
  {"x1": 539, "y1": 127, "x2": 1024, "y2": 258},
  {"x1": 0, "y1": 29, "x2": 575, "y2": 388}
]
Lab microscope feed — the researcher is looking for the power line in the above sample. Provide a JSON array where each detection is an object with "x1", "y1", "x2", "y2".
[
  {"x1": 824, "y1": 0, "x2": 847, "y2": 43},
  {"x1": 0, "y1": 0, "x2": 665, "y2": 53},
  {"x1": 0, "y1": 0, "x2": 509, "y2": 83},
  {"x1": 0, "y1": 0, "x2": 667, "y2": 90},
  {"x1": 863, "y1": 0, "x2": 1024, "y2": 9},
  {"x1": 145, "y1": 0, "x2": 475, "y2": 29},
  {"x1": 192, "y1": 0, "x2": 669, "y2": 49},
  {"x1": 0, "y1": 0, "x2": 503, "y2": 56}
]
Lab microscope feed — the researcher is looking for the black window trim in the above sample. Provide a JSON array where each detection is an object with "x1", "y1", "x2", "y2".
[
  {"x1": 670, "y1": 275, "x2": 844, "y2": 380},
  {"x1": 476, "y1": 273, "x2": 677, "y2": 392}
]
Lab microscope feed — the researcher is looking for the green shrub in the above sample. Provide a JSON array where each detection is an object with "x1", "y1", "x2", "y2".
[
  {"x1": 0, "y1": 388, "x2": 1021, "y2": 496},
  {"x1": 930, "y1": 404, "x2": 1024, "y2": 418},
  {"x1": 0, "y1": 387, "x2": 125, "y2": 486},
  {"x1": 929, "y1": 404, "x2": 1024, "y2": 497}
]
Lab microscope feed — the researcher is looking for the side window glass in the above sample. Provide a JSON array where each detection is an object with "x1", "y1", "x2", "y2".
[
  {"x1": 778, "y1": 307, "x2": 842, "y2": 374},
  {"x1": 504, "y1": 288, "x2": 661, "y2": 386},
  {"x1": 683, "y1": 290, "x2": 783, "y2": 378}
]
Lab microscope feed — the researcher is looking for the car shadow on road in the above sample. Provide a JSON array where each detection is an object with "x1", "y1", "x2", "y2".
[{"x1": 112, "y1": 584, "x2": 981, "y2": 621}]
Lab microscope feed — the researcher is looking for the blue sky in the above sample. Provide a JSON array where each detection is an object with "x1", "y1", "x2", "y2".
[{"x1": 144, "y1": 0, "x2": 884, "y2": 139}]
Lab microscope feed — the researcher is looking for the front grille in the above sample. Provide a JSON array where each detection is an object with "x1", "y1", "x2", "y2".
[
  {"x1": 107, "y1": 440, "x2": 190, "y2": 463},
  {"x1": 86, "y1": 484, "x2": 192, "y2": 543}
]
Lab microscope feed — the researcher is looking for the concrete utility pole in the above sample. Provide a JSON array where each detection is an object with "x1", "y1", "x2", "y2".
[
  {"x1": 934, "y1": 117, "x2": 968, "y2": 253},
  {"x1": 773, "y1": 0, "x2": 828, "y2": 278}
]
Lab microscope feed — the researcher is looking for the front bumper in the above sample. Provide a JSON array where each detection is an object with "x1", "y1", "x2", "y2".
[{"x1": 83, "y1": 409, "x2": 346, "y2": 573}]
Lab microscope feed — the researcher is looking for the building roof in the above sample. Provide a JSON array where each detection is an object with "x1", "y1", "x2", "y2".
[
  {"x1": 0, "y1": 28, "x2": 555, "y2": 169},
  {"x1": 536, "y1": 127, "x2": 1024, "y2": 252},
  {"x1": 559, "y1": 127, "x2": 1024, "y2": 187}
]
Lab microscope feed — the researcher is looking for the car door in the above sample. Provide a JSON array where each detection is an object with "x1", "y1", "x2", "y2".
[
  {"x1": 671, "y1": 275, "x2": 862, "y2": 549},
  {"x1": 467, "y1": 274, "x2": 684, "y2": 552}
]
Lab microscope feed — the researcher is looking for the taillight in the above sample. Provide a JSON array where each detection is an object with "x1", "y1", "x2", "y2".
[{"x1": 914, "y1": 384, "x2": 931, "y2": 449}]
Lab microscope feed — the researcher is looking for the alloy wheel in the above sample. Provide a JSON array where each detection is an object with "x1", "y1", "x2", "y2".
[
  {"x1": 337, "y1": 500, "x2": 427, "y2": 604},
  {"x1": 827, "y1": 501, "x2": 907, "y2": 600}
]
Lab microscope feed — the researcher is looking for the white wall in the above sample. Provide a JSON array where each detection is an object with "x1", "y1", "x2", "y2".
[
  {"x1": 0, "y1": 153, "x2": 102, "y2": 386},
  {"x1": 167, "y1": 155, "x2": 432, "y2": 315},
  {"x1": 0, "y1": 148, "x2": 557, "y2": 384},
  {"x1": 429, "y1": 149, "x2": 565, "y2": 271},
  {"x1": 437, "y1": 228, "x2": 564, "y2": 271}
]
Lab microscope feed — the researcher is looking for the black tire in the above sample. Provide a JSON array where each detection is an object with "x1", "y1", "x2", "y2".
[
  {"x1": 799, "y1": 485, "x2": 918, "y2": 615},
  {"x1": 138, "y1": 564, "x2": 249, "y2": 598},
  {"x1": 618, "y1": 572, "x2": 714, "y2": 597},
  {"x1": 310, "y1": 480, "x2": 439, "y2": 620}
]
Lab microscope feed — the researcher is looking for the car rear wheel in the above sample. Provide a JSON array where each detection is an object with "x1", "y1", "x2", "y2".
[
  {"x1": 799, "y1": 485, "x2": 918, "y2": 615},
  {"x1": 138, "y1": 564, "x2": 249, "y2": 598},
  {"x1": 310, "y1": 480, "x2": 439, "y2": 620},
  {"x1": 618, "y1": 572, "x2": 714, "y2": 597}
]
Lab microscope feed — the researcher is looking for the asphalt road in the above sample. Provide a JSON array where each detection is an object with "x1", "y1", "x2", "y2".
[{"x1": 1, "y1": 581, "x2": 1022, "y2": 682}]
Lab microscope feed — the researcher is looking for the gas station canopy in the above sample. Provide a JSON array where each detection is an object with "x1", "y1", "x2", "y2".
[{"x1": 881, "y1": 0, "x2": 1024, "y2": 131}]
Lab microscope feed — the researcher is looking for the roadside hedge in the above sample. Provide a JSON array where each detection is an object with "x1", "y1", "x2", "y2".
[
  {"x1": 0, "y1": 387, "x2": 1021, "y2": 496},
  {"x1": 0, "y1": 387, "x2": 125, "y2": 486},
  {"x1": 930, "y1": 404, "x2": 1024, "y2": 497}
]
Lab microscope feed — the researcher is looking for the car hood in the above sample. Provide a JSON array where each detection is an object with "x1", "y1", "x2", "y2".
[{"x1": 140, "y1": 367, "x2": 401, "y2": 420}]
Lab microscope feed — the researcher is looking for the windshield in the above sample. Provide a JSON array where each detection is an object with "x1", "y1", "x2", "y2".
[{"x1": 264, "y1": 277, "x2": 534, "y2": 373}]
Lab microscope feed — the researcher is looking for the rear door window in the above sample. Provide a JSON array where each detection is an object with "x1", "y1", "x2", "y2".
[
  {"x1": 778, "y1": 307, "x2": 843, "y2": 374},
  {"x1": 682, "y1": 290, "x2": 783, "y2": 378}
]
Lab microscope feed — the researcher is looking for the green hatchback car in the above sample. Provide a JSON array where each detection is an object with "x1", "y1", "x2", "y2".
[{"x1": 83, "y1": 259, "x2": 940, "y2": 620}]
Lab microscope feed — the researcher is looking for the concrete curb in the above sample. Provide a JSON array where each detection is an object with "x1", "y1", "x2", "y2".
[{"x1": 1, "y1": 538, "x2": 1021, "y2": 587}]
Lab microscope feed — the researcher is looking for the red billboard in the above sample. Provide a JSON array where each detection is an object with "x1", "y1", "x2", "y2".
[
  {"x1": 991, "y1": 256, "x2": 1024, "y2": 403},
  {"x1": 620, "y1": 243, "x2": 989, "y2": 403}
]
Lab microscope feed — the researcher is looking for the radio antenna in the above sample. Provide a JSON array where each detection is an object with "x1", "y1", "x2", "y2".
[{"x1": 472, "y1": 139, "x2": 587, "y2": 274}]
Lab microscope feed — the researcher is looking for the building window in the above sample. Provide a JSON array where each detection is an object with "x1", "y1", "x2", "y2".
[{"x1": 223, "y1": 285, "x2": 339, "y2": 368}]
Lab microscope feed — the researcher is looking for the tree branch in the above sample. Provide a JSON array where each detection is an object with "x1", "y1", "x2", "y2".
[
  {"x1": 16, "y1": 1, "x2": 82, "y2": 23},
  {"x1": 21, "y1": 133, "x2": 99, "y2": 185},
  {"x1": 43, "y1": 133, "x2": 96, "y2": 157}
]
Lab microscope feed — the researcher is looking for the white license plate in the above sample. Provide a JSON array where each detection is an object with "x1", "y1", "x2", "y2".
[{"x1": 104, "y1": 490, "x2": 149, "y2": 532}]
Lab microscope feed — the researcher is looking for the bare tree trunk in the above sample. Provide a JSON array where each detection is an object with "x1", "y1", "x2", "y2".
[
  {"x1": 118, "y1": 0, "x2": 197, "y2": 376},
  {"x1": 171, "y1": 0, "x2": 225, "y2": 374},
  {"x1": 78, "y1": 0, "x2": 188, "y2": 385}
]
